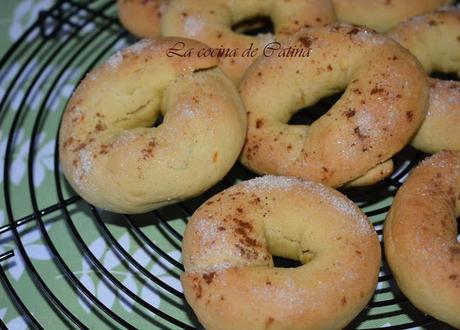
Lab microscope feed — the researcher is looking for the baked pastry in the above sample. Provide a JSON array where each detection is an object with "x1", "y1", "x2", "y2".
[
  {"x1": 182, "y1": 176, "x2": 381, "y2": 330},
  {"x1": 384, "y1": 151, "x2": 460, "y2": 328},
  {"x1": 161, "y1": 0, "x2": 335, "y2": 82},
  {"x1": 240, "y1": 25, "x2": 429, "y2": 188},
  {"x1": 117, "y1": 0, "x2": 170, "y2": 37},
  {"x1": 59, "y1": 38, "x2": 247, "y2": 214},
  {"x1": 332, "y1": 0, "x2": 453, "y2": 32},
  {"x1": 388, "y1": 8, "x2": 460, "y2": 153}
]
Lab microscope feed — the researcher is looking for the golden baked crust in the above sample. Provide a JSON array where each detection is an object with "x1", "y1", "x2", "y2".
[
  {"x1": 59, "y1": 38, "x2": 247, "y2": 214},
  {"x1": 384, "y1": 151, "x2": 460, "y2": 328},
  {"x1": 182, "y1": 176, "x2": 381, "y2": 330},
  {"x1": 411, "y1": 79, "x2": 460, "y2": 153},
  {"x1": 332, "y1": 0, "x2": 453, "y2": 32},
  {"x1": 161, "y1": 0, "x2": 335, "y2": 83},
  {"x1": 117, "y1": 0, "x2": 170, "y2": 37},
  {"x1": 239, "y1": 25, "x2": 429, "y2": 188},
  {"x1": 388, "y1": 8, "x2": 460, "y2": 153}
]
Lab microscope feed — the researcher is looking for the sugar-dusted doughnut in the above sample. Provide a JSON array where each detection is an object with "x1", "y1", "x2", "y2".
[
  {"x1": 332, "y1": 0, "x2": 453, "y2": 32},
  {"x1": 384, "y1": 151, "x2": 460, "y2": 328},
  {"x1": 117, "y1": 0, "x2": 170, "y2": 37},
  {"x1": 411, "y1": 79, "x2": 460, "y2": 153},
  {"x1": 161, "y1": 0, "x2": 335, "y2": 82},
  {"x1": 59, "y1": 38, "x2": 247, "y2": 214},
  {"x1": 182, "y1": 176, "x2": 381, "y2": 330},
  {"x1": 388, "y1": 9, "x2": 460, "y2": 153},
  {"x1": 240, "y1": 25, "x2": 429, "y2": 188}
]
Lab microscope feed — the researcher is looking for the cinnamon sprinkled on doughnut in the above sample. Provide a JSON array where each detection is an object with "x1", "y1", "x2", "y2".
[
  {"x1": 256, "y1": 119, "x2": 264, "y2": 129},
  {"x1": 406, "y1": 111, "x2": 414, "y2": 122},
  {"x1": 345, "y1": 109, "x2": 356, "y2": 118},
  {"x1": 298, "y1": 37, "x2": 313, "y2": 48},
  {"x1": 202, "y1": 272, "x2": 216, "y2": 284}
]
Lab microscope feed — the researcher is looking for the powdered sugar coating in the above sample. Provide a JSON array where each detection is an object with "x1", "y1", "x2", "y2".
[
  {"x1": 418, "y1": 151, "x2": 460, "y2": 173},
  {"x1": 430, "y1": 81, "x2": 460, "y2": 113},
  {"x1": 248, "y1": 276, "x2": 308, "y2": 311},
  {"x1": 194, "y1": 217, "x2": 218, "y2": 241},
  {"x1": 188, "y1": 217, "x2": 247, "y2": 273},
  {"x1": 437, "y1": 4, "x2": 460, "y2": 12},
  {"x1": 184, "y1": 16, "x2": 204, "y2": 37},
  {"x1": 330, "y1": 23, "x2": 388, "y2": 46},
  {"x1": 70, "y1": 146, "x2": 93, "y2": 190},
  {"x1": 257, "y1": 32, "x2": 276, "y2": 46},
  {"x1": 352, "y1": 29, "x2": 389, "y2": 46},
  {"x1": 112, "y1": 130, "x2": 138, "y2": 148},
  {"x1": 241, "y1": 175, "x2": 305, "y2": 192},
  {"x1": 399, "y1": 6, "x2": 460, "y2": 31},
  {"x1": 79, "y1": 147, "x2": 93, "y2": 176},
  {"x1": 126, "y1": 38, "x2": 154, "y2": 54},
  {"x1": 87, "y1": 72, "x2": 97, "y2": 81},
  {"x1": 105, "y1": 39, "x2": 154, "y2": 71},
  {"x1": 107, "y1": 51, "x2": 123, "y2": 69},
  {"x1": 180, "y1": 104, "x2": 196, "y2": 118},
  {"x1": 400, "y1": 14, "x2": 430, "y2": 29},
  {"x1": 241, "y1": 176, "x2": 372, "y2": 235}
]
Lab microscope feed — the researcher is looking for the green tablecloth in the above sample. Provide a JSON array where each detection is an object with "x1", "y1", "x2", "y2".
[{"x1": 0, "y1": 1, "x2": 450, "y2": 329}]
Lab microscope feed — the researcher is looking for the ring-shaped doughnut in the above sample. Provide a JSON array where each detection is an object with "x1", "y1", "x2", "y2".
[
  {"x1": 161, "y1": 0, "x2": 335, "y2": 82},
  {"x1": 117, "y1": 0, "x2": 170, "y2": 38},
  {"x1": 239, "y1": 25, "x2": 429, "y2": 188},
  {"x1": 384, "y1": 151, "x2": 460, "y2": 328},
  {"x1": 332, "y1": 0, "x2": 453, "y2": 32},
  {"x1": 388, "y1": 8, "x2": 460, "y2": 153},
  {"x1": 59, "y1": 38, "x2": 247, "y2": 214},
  {"x1": 182, "y1": 175, "x2": 381, "y2": 330}
]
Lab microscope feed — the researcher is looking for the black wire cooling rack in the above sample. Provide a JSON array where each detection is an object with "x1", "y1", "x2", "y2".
[{"x1": 0, "y1": 1, "x2": 458, "y2": 329}]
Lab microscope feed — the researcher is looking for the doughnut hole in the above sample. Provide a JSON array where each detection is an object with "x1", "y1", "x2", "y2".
[
  {"x1": 152, "y1": 115, "x2": 164, "y2": 127},
  {"x1": 430, "y1": 71, "x2": 459, "y2": 81},
  {"x1": 457, "y1": 217, "x2": 460, "y2": 243},
  {"x1": 288, "y1": 92, "x2": 343, "y2": 126},
  {"x1": 272, "y1": 256, "x2": 302, "y2": 268},
  {"x1": 231, "y1": 16, "x2": 274, "y2": 36},
  {"x1": 287, "y1": 91, "x2": 394, "y2": 188}
]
